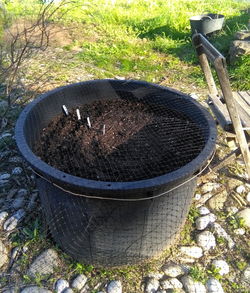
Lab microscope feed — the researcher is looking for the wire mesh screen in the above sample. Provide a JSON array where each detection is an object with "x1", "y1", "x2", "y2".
[
  {"x1": 37, "y1": 177, "x2": 196, "y2": 267},
  {"x1": 34, "y1": 98, "x2": 205, "y2": 182},
  {"x1": 14, "y1": 79, "x2": 216, "y2": 268}
]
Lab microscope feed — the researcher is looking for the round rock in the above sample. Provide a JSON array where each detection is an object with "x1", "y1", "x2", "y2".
[
  {"x1": 237, "y1": 208, "x2": 250, "y2": 228},
  {"x1": 181, "y1": 276, "x2": 206, "y2": 293},
  {"x1": 198, "y1": 206, "x2": 210, "y2": 215},
  {"x1": 107, "y1": 280, "x2": 122, "y2": 293},
  {"x1": 27, "y1": 248, "x2": 60, "y2": 277},
  {"x1": 196, "y1": 214, "x2": 216, "y2": 230},
  {"x1": 212, "y1": 260, "x2": 229, "y2": 275},
  {"x1": 71, "y1": 274, "x2": 87, "y2": 290},
  {"x1": 234, "y1": 228, "x2": 245, "y2": 235},
  {"x1": 61, "y1": 289, "x2": 73, "y2": 293},
  {"x1": 12, "y1": 167, "x2": 23, "y2": 175},
  {"x1": 160, "y1": 278, "x2": 183, "y2": 290},
  {"x1": 206, "y1": 278, "x2": 224, "y2": 293},
  {"x1": 196, "y1": 231, "x2": 216, "y2": 251},
  {"x1": 162, "y1": 263, "x2": 185, "y2": 278},
  {"x1": 20, "y1": 286, "x2": 52, "y2": 293},
  {"x1": 180, "y1": 246, "x2": 203, "y2": 259},
  {"x1": 55, "y1": 279, "x2": 69, "y2": 293},
  {"x1": 144, "y1": 278, "x2": 159, "y2": 293},
  {"x1": 236, "y1": 185, "x2": 246, "y2": 194},
  {"x1": 242, "y1": 266, "x2": 250, "y2": 284}
]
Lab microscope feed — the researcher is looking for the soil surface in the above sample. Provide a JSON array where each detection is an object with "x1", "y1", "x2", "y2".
[{"x1": 34, "y1": 99, "x2": 205, "y2": 181}]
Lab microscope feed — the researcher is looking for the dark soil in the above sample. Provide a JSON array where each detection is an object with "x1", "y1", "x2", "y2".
[{"x1": 34, "y1": 99, "x2": 205, "y2": 181}]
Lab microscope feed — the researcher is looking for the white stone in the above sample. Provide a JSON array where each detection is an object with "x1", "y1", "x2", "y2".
[
  {"x1": 161, "y1": 278, "x2": 183, "y2": 289},
  {"x1": 195, "y1": 213, "x2": 216, "y2": 230},
  {"x1": 181, "y1": 276, "x2": 206, "y2": 293},
  {"x1": 212, "y1": 222, "x2": 235, "y2": 249},
  {"x1": 234, "y1": 228, "x2": 246, "y2": 235},
  {"x1": 55, "y1": 279, "x2": 69, "y2": 293},
  {"x1": 0, "y1": 211, "x2": 9, "y2": 227},
  {"x1": 162, "y1": 263, "x2": 185, "y2": 277},
  {"x1": 196, "y1": 231, "x2": 216, "y2": 251},
  {"x1": 179, "y1": 246, "x2": 203, "y2": 259},
  {"x1": 206, "y1": 278, "x2": 224, "y2": 293},
  {"x1": 3, "y1": 209, "x2": 25, "y2": 231},
  {"x1": 201, "y1": 182, "x2": 221, "y2": 194},
  {"x1": 198, "y1": 206, "x2": 210, "y2": 215},
  {"x1": 145, "y1": 278, "x2": 159, "y2": 293},
  {"x1": 71, "y1": 274, "x2": 87, "y2": 290},
  {"x1": 236, "y1": 185, "x2": 246, "y2": 194},
  {"x1": 107, "y1": 280, "x2": 122, "y2": 293},
  {"x1": 246, "y1": 192, "x2": 250, "y2": 203},
  {"x1": 194, "y1": 193, "x2": 201, "y2": 201},
  {"x1": 27, "y1": 249, "x2": 60, "y2": 277},
  {"x1": 237, "y1": 208, "x2": 250, "y2": 228},
  {"x1": 0, "y1": 173, "x2": 10, "y2": 180},
  {"x1": 242, "y1": 266, "x2": 250, "y2": 284},
  {"x1": 212, "y1": 260, "x2": 230, "y2": 275},
  {"x1": 0, "y1": 239, "x2": 8, "y2": 268},
  {"x1": 12, "y1": 167, "x2": 23, "y2": 175},
  {"x1": 226, "y1": 206, "x2": 238, "y2": 214}
]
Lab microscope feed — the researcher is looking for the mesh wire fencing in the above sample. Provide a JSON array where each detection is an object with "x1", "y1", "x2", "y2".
[{"x1": 1, "y1": 80, "x2": 216, "y2": 291}]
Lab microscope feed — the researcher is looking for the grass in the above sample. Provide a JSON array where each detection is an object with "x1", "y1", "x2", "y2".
[{"x1": 2, "y1": 0, "x2": 250, "y2": 93}]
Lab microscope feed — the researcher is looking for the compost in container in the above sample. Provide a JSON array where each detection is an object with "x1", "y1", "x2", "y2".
[{"x1": 15, "y1": 79, "x2": 217, "y2": 267}]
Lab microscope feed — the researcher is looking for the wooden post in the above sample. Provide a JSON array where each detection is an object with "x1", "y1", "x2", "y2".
[
  {"x1": 215, "y1": 58, "x2": 250, "y2": 179},
  {"x1": 198, "y1": 53, "x2": 218, "y2": 96}
]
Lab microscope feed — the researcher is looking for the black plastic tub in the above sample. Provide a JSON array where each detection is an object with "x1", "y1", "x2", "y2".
[
  {"x1": 15, "y1": 79, "x2": 217, "y2": 267},
  {"x1": 190, "y1": 13, "x2": 225, "y2": 35}
]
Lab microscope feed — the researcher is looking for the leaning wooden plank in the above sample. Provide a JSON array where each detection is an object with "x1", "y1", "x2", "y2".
[
  {"x1": 233, "y1": 92, "x2": 250, "y2": 127},
  {"x1": 208, "y1": 94, "x2": 232, "y2": 130},
  {"x1": 216, "y1": 59, "x2": 250, "y2": 179},
  {"x1": 239, "y1": 91, "x2": 250, "y2": 107}
]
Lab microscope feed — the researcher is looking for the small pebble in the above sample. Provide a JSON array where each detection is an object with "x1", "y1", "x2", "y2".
[
  {"x1": 0, "y1": 173, "x2": 11, "y2": 180},
  {"x1": 195, "y1": 213, "x2": 216, "y2": 230},
  {"x1": 196, "y1": 231, "x2": 216, "y2": 251},
  {"x1": 12, "y1": 167, "x2": 23, "y2": 175},
  {"x1": 212, "y1": 260, "x2": 230, "y2": 275},
  {"x1": 206, "y1": 278, "x2": 224, "y2": 293},
  {"x1": 236, "y1": 185, "x2": 246, "y2": 194},
  {"x1": 198, "y1": 206, "x2": 210, "y2": 215},
  {"x1": 181, "y1": 275, "x2": 206, "y2": 293},
  {"x1": 194, "y1": 193, "x2": 201, "y2": 201},
  {"x1": 162, "y1": 263, "x2": 185, "y2": 278},
  {"x1": 71, "y1": 274, "x2": 87, "y2": 290},
  {"x1": 226, "y1": 206, "x2": 238, "y2": 214},
  {"x1": 3, "y1": 209, "x2": 25, "y2": 231},
  {"x1": 0, "y1": 211, "x2": 9, "y2": 227},
  {"x1": 234, "y1": 228, "x2": 245, "y2": 235},
  {"x1": 237, "y1": 208, "x2": 250, "y2": 228},
  {"x1": 179, "y1": 246, "x2": 203, "y2": 259},
  {"x1": 144, "y1": 278, "x2": 159, "y2": 293},
  {"x1": 107, "y1": 280, "x2": 122, "y2": 293},
  {"x1": 161, "y1": 278, "x2": 183, "y2": 289},
  {"x1": 55, "y1": 279, "x2": 69, "y2": 293}
]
